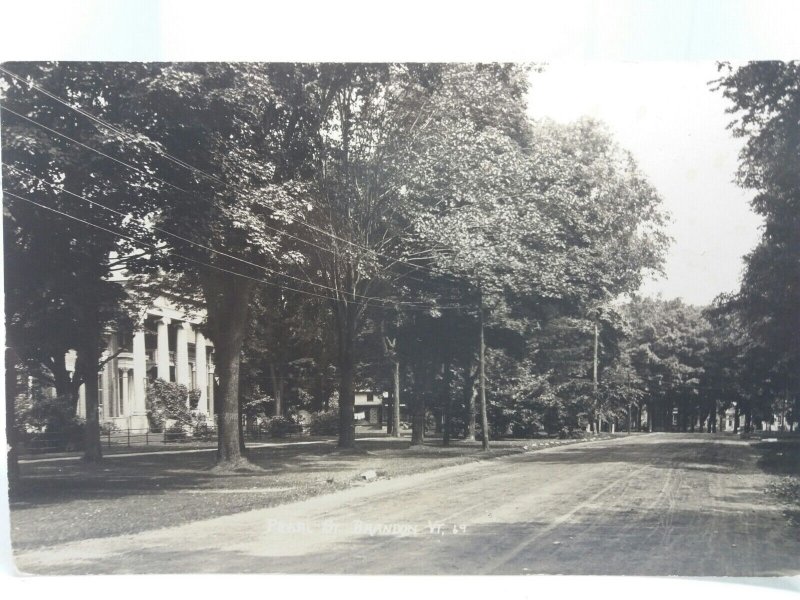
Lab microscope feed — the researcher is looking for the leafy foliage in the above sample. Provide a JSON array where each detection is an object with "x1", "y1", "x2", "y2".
[
  {"x1": 713, "y1": 61, "x2": 800, "y2": 410},
  {"x1": 307, "y1": 409, "x2": 340, "y2": 436},
  {"x1": 145, "y1": 378, "x2": 200, "y2": 432}
]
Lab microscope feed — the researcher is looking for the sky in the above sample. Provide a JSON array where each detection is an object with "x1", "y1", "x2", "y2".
[{"x1": 527, "y1": 62, "x2": 763, "y2": 306}]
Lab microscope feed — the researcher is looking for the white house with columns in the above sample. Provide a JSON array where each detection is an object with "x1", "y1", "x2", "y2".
[{"x1": 74, "y1": 294, "x2": 215, "y2": 430}]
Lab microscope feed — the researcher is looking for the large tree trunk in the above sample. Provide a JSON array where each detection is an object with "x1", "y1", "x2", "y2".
[
  {"x1": 627, "y1": 402, "x2": 632, "y2": 434},
  {"x1": 216, "y1": 337, "x2": 246, "y2": 463},
  {"x1": 315, "y1": 370, "x2": 326, "y2": 412},
  {"x1": 238, "y1": 382, "x2": 246, "y2": 453},
  {"x1": 463, "y1": 359, "x2": 476, "y2": 441},
  {"x1": 79, "y1": 345, "x2": 103, "y2": 463},
  {"x1": 338, "y1": 352, "x2": 356, "y2": 448},
  {"x1": 411, "y1": 391, "x2": 425, "y2": 445},
  {"x1": 592, "y1": 320, "x2": 599, "y2": 434},
  {"x1": 270, "y1": 363, "x2": 284, "y2": 417},
  {"x1": 333, "y1": 292, "x2": 359, "y2": 449},
  {"x1": 49, "y1": 352, "x2": 80, "y2": 413},
  {"x1": 380, "y1": 316, "x2": 401, "y2": 438},
  {"x1": 6, "y1": 347, "x2": 20, "y2": 486},
  {"x1": 206, "y1": 275, "x2": 255, "y2": 469},
  {"x1": 410, "y1": 358, "x2": 425, "y2": 446},
  {"x1": 442, "y1": 355, "x2": 453, "y2": 447}
]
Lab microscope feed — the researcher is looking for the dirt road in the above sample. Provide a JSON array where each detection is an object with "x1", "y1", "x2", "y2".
[{"x1": 13, "y1": 434, "x2": 800, "y2": 576}]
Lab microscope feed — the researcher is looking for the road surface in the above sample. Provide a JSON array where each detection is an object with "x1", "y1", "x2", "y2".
[{"x1": 12, "y1": 434, "x2": 800, "y2": 576}]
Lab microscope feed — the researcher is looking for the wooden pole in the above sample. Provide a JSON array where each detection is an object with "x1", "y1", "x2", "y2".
[
  {"x1": 479, "y1": 286, "x2": 490, "y2": 451},
  {"x1": 593, "y1": 320, "x2": 599, "y2": 433},
  {"x1": 393, "y1": 360, "x2": 401, "y2": 437}
]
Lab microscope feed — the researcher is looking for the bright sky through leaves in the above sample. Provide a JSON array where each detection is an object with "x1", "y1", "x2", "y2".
[{"x1": 527, "y1": 62, "x2": 762, "y2": 307}]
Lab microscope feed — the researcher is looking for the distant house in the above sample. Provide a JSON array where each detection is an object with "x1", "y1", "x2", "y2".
[
  {"x1": 353, "y1": 390, "x2": 410, "y2": 429},
  {"x1": 354, "y1": 391, "x2": 385, "y2": 425},
  {"x1": 720, "y1": 404, "x2": 795, "y2": 432}
]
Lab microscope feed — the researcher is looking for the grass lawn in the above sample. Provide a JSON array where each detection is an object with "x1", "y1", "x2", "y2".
[
  {"x1": 9, "y1": 434, "x2": 612, "y2": 550},
  {"x1": 754, "y1": 435, "x2": 800, "y2": 525}
]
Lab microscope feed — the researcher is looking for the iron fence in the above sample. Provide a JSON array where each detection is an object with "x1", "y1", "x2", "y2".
[{"x1": 18, "y1": 423, "x2": 309, "y2": 455}]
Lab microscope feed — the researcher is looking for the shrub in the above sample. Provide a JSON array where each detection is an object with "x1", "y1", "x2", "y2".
[
  {"x1": 243, "y1": 395, "x2": 271, "y2": 420},
  {"x1": 187, "y1": 388, "x2": 201, "y2": 411},
  {"x1": 559, "y1": 427, "x2": 588, "y2": 439},
  {"x1": 23, "y1": 419, "x2": 85, "y2": 453},
  {"x1": 308, "y1": 409, "x2": 339, "y2": 435},
  {"x1": 262, "y1": 415, "x2": 298, "y2": 438},
  {"x1": 164, "y1": 420, "x2": 188, "y2": 442},
  {"x1": 100, "y1": 421, "x2": 120, "y2": 435},
  {"x1": 192, "y1": 414, "x2": 215, "y2": 439},
  {"x1": 146, "y1": 378, "x2": 200, "y2": 431},
  {"x1": 16, "y1": 392, "x2": 86, "y2": 452}
]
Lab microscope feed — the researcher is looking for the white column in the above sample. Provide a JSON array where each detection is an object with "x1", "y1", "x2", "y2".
[
  {"x1": 157, "y1": 317, "x2": 171, "y2": 380},
  {"x1": 176, "y1": 321, "x2": 191, "y2": 386},
  {"x1": 195, "y1": 330, "x2": 208, "y2": 414},
  {"x1": 107, "y1": 337, "x2": 118, "y2": 417},
  {"x1": 208, "y1": 367, "x2": 215, "y2": 418},
  {"x1": 131, "y1": 329, "x2": 149, "y2": 430},
  {"x1": 121, "y1": 370, "x2": 129, "y2": 416},
  {"x1": 77, "y1": 384, "x2": 86, "y2": 418},
  {"x1": 101, "y1": 359, "x2": 112, "y2": 419}
]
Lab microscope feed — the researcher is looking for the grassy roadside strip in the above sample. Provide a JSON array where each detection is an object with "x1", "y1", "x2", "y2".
[
  {"x1": 753, "y1": 437, "x2": 800, "y2": 526},
  {"x1": 10, "y1": 434, "x2": 618, "y2": 551}
]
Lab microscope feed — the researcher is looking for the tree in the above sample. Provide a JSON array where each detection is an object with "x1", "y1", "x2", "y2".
[
  {"x1": 713, "y1": 61, "x2": 800, "y2": 413},
  {"x1": 624, "y1": 298, "x2": 710, "y2": 431},
  {"x1": 106, "y1": 63, "x2": 336, "y2": 468},
  {"x1": 307, "y1": 64, "x2": 462, "y2": 448},
  {"x1": 242, "y1": 285, "x2": 334, "y2": 420},
  {"x1": 2, "y1": 62, "x2": 158, "y2": 461},
  {"x1": 404, "y1": 84, "x2": 669, "y2": 446}
]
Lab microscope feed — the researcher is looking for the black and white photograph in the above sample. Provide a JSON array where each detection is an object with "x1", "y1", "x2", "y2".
[{"x1": 0, "y1": 1, "x2": 799, "y2": 596}]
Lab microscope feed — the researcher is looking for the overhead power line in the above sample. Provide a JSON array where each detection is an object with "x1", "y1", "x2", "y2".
[
  {"x1": 2, "y1": 188, "x2": 469, "y2": 312},
  {"x1": 3, "y1": 163, "x2": 455, "y2": 308},
  {"x1": 0, "y1": 65, "x2": 224, "y2": 186},
  {"x1": 0, "y1": 100, "x2": 438, "y2": 286},
  {"x1": 0, "y1": 104, "x2": 193, "y2": 197},
  {"x1": 0, "y1": 66, "x2": 448, "y2": 278}
]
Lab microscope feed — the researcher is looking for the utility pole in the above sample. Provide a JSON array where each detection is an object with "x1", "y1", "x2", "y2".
[
  {"x1": 478, "y1": 285, "x2": 490, "y2": 451},
  {"x1": 593, "y1": 319, "x2": 600, "y2": 433},
  {"x1": 393, "y1": 360, "x2": 401, "y2": 437},
  {"x1": 627, "y1": 402, "x2": 632, "y2": 435}
]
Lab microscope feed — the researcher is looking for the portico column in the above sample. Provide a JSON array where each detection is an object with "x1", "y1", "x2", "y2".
[
  {"x1": 208, "y1": 366, "x2": 215, "y2": 418},
  {"x1": 157, "y1": 317, "x2": 171, "y2": 380},
  {"x1": 176, "y1": 321, "x2": 191, "y2": 387},
  {"x1": 195, "y1": 330, "x2": 208, "y2": 414},
  {"x1": 131, "y1": 329, "x2": 149, "y2": 430},
  {"x1": 121, "y1": 369, "x2": 129, "y2": 416}
]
